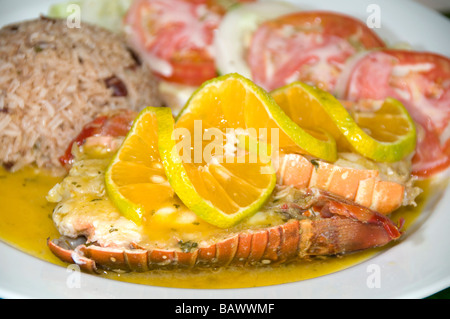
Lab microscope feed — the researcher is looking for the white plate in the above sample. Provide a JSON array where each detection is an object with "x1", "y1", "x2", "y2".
[{"x1": 0, "y1": 0, "x2": 449, "y2": 299}]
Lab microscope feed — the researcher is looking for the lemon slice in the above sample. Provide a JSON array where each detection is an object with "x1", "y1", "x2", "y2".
[
  {"x1": 105, "y1": 107, "x2": 175, "y2": 225},
  {"x1": 158, "y1": 106, "x2": 276, "y2": 228},
  {"x1": 271, "y1": 81, "x2": 416, "y2": 162},
  {"x1": 176, "y1": 73, "x2": 337, "y2": 162}
]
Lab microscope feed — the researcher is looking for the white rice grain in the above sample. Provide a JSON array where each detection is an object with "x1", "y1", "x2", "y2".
[{"x1": 0, "y1": 17, "x2": 162, "y2": 174}]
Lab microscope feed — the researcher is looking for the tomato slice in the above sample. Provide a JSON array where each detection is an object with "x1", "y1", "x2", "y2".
[
  {"x1": 247, "y1": 11, "x2": 385, "y2": 92},
  {"x1": 59, "y1": 110, "x2": 137, "y2": 169},
  {"x1": 341, "y1": 50, "x2": 450, "y2": 178},
  {"x1": 125, "y1": 0, "x2": 255, "y2": 87}
]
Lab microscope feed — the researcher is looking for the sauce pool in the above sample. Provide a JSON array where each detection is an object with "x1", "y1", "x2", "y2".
[{"x1": 0, "y1": 167, "x2": 431, "y2": 289}]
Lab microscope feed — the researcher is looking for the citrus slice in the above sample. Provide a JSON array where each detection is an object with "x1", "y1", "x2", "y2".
[
  {"x1": 105, "y1": 107, "x2": 175, "y2": 225},
  {"x1": 160, "y1": 75, "x2": 283, "y2": 228},
  {"x1": 176, "y1": 73, "x2": 337, "y2": 162},
  {"x1": 158, "y1": 104, "x2": 276, "y2": 229},
  {"x1": 271, "y1": 81, "x2": 416, "y2": 162}
]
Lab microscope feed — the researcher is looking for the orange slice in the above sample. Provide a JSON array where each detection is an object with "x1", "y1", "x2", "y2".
[
  {"x1": 160, "y1": 74, "x2": 279, "y2": 228},
  {"x1": 271, "y1": 81, "x2": 416, "y2": 162},
  {"x1": 104, "y1": 107, "x2": 175, "y2": 225}
]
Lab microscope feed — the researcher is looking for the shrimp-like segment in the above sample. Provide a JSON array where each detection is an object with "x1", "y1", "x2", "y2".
[{"x1": 277, "y1": 153, "x2": 405, "y2": 214}]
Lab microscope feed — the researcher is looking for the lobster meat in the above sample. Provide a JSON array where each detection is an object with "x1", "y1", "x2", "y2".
[
  {"x1": 48, "y1": 187, "x2": 401, "y2": 273},
  {"x1": 277, "y1": 153, "x2": 419, "y2": 215},
  {"x1": 47, "y1": 110, "x2": 407, "y2": 273}
]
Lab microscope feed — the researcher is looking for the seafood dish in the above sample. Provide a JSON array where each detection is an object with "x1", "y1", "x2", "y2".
[{"x1": 0, "y1": 0, "x2": 449, "y2": 295}]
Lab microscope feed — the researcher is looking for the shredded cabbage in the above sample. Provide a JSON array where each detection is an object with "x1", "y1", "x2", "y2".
[{"x1": 48, "y1": 0, "x2": 132, "y2": 33}]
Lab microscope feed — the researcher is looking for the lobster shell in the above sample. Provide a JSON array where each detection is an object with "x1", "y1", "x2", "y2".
[{"x1": 48, "y1": 215, "x2": 398, "y2": 273}]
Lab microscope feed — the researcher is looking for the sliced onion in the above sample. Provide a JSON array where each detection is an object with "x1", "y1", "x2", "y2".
[
  {"x1": 334, "y1": 50, "x2": 372, "y2": 98},
  {"x1": 213, "y1": 1, "x2": 300, "y2": 78}
]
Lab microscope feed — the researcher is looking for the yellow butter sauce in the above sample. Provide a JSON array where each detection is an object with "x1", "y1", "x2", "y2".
[
  {"x1": 0, "y1": 167, "x2": 65, "y2": 265},
  {"x1": 0, "y1": 167, "x2": 433, "y2": 289}
]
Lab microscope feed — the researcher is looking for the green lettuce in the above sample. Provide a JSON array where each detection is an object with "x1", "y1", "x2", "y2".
[{"x1": 48, "y1": 0, "x2": 132, "y2": 33}]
